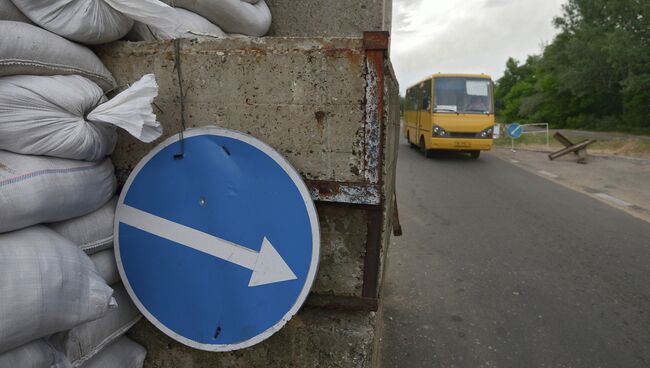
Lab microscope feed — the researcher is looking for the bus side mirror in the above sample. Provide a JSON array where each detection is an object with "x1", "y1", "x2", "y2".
[{"x1": 422, "y1": 98, "x2": 430, "y2": 111}]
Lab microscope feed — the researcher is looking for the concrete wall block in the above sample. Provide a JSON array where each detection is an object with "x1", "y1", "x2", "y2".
[
  {"x1": 266, "y1": 0, "x2": 392, "y2": 37},
  {"x1": 128, "y1": 308, "x2": 376, "y2": 368},
  {"x1": 312, "y1": 204, "x2": 367, "y2": 295},
  {"x1": 96, "y1": 38, "x2": 367, "y2": 184}
]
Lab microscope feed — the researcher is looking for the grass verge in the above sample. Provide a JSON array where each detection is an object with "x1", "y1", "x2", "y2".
[{"x1": 495, "y1": 131, "x2": 650, "y2": 159}]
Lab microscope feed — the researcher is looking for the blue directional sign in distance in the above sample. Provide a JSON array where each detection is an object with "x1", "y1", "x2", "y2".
[
  {"x1": 114, "y1": 127, "x2": 320, "y2": 352},
  {"x1": 507, "y1": 123, "x2": 523, "y2": 139}
]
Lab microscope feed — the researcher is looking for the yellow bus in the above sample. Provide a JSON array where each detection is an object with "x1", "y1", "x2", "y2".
[{"x1": 403, "y1": 74, "x2": 495, "y2": 159}]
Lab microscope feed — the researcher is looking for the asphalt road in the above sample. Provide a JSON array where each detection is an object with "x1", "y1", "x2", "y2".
[{"x1": 378, "y1": 140, "x2": 650, "y2": 368}]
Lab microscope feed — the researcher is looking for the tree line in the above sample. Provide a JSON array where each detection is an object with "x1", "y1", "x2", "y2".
[{"x1": 495, "y1": 0, "x2": 650, "y2": 133}]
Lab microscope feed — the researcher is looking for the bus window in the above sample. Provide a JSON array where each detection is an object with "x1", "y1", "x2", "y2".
[
  {"x1": 419, "y1": 80, "x2": 432, "y2": 112},
  {"x1": 434, "y1": 77, "x2": 493, "y2": 114},
  {"x1": 406, "y1": 88, "x2": 417, "y2": 111}
]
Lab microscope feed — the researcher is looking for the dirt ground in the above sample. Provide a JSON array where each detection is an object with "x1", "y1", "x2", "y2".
[{"x1": 490, "y1": 147, "x2": 650, "y2": 223}]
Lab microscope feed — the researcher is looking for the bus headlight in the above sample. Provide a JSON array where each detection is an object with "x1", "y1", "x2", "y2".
[
  {"x1": 479, "y1": 127, "x2": 494, "y2": 138},
  {"x1": 433, "y1": 125, "x2": 448, "y2": 137}
]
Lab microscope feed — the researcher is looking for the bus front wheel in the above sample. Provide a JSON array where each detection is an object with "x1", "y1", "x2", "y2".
[
  {"x1": 469, "y1": 151, "x2": 481, "y2": 160},
  {"x1": 420, "y1": 137, "x2": 433, "y2": 158}
]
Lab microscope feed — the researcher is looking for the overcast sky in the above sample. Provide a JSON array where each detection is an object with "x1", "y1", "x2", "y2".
[{"x1": 391, "y1": 0, "x2": 567, "y2": 95}]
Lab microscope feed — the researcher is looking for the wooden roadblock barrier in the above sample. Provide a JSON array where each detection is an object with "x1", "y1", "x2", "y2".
[{"x1": 548, "y1": 132, "x2": 596, "y2": 164}]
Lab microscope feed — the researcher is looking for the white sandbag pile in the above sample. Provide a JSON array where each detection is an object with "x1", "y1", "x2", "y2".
[
  {"x1": 107, "y1": 0, "x2": 271, "y2": 40},
  {"x1": 10, "y1": 0, "x2": 134, "y2": 45},
  {"x1": 47, "y1": 214, "x2": 144, "y2": 367},
  {"x1": 6, "y1": 0, "x2": 271, "y2": 44},
  {"x1": 0, "y1": 227, "x2": 116, "y2": 354},
  {"x1": 0, "y1": 17, "x2": 153, "y2": 368}
]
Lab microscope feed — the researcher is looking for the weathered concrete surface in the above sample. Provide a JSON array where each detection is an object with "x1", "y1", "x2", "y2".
[
  {"x1": 266, "y1": 0, "x2": 392, "y2": 37},
  {"x1": 128, "y1": 308, "x2": 376, "y2": 368},
  {"x1": 96, "y1": 38, "x2": 366, "y2": 186},
  {"x1": 314, "y1": 204, "x2": 367, "y2": 295}
]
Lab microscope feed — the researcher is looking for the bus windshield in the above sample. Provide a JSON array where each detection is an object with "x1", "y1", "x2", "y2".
[{"x1": 433, "y1": 77, "x2": 493, "y2": 115}]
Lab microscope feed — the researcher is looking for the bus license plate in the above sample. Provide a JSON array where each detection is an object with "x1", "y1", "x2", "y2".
[{"x1": 454, "y1": 141, "x2": 471, "y2": 147}]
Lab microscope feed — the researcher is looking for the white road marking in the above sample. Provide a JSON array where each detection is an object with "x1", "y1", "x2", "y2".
[
  {"x1": 594, "y1": 193, "x2": 633, "y2": 208},
  {"x1": 119, "y1": 205, "x2": 297, "y2": 287},
  {"x1": 538, "y1": 170, "x2": 559, "y2": 179},
  {"x1": 510, "y1": 159, "x2": 520, "y2": 164}
]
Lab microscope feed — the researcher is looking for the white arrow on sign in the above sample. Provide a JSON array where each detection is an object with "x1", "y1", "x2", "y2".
[{"x1": 118, "y1": 205, "x2": 297, "y2": 287}]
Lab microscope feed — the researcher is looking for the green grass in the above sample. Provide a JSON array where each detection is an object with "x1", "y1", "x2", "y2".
[
  {"x1": 494, "y1": 133, "x2": 553, "y2": 147},
  {"x1": 495, "y1": 131, "x2": 650, "y2": 158}
]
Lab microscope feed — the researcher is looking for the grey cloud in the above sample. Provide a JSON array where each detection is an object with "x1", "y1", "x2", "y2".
[{"x1": 391, "y1": 0, "x2": 566, "y2": 94}]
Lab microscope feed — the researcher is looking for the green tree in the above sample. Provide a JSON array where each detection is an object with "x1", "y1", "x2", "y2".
[
  {"x1": 495, "y1": 0, "x2": 650, "y2": 133},
  {"x1": 494, "y1": 56, "x2": 538, "y2": 124}
]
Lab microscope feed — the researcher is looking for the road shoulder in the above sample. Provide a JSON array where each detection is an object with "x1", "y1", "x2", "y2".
[{"x1": 490, "y1": 147, "x2": 650, "y2": 223}]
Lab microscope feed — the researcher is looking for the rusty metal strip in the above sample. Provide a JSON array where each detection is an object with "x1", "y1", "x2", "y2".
[
  {"x1": 363, "y1": 31, "x2": 390, "y2": 51},
  {"x1": 306, "y1": 180, "x2": 381, "y2": 205},
  {"x1": 360, "y1": 32, "x2": 389, "y2": 300},
  {"x1": 306, "y1": 293, "x2": 379, "y2": 312},
  {"x1": 363, "y1": 54, "x2": 384, "y2": 184}
]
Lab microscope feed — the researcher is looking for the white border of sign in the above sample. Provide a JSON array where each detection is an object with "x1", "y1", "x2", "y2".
[{"x1": 114, "y1": 126, "x2": 321, "y2": 352}]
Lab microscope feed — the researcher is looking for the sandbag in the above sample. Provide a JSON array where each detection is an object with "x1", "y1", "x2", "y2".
[
  {"x1": 0, "y1": 0, "x2": 31, "y2": 23},
  {"x1": 78, "y1": 337, "x2": 146, "y2": 368},
  {"x1": 127, "y1": 7, "x2": 226, "y2": 41},
  {"x1": 48, "y1": 197, "x2": 117, "y2": 255},
  {"x1": 91, "y1": 249, "x2": 120, "y2": 285},
  {"x1": 0, "y1": 74, "x2": 162, "y2": 161},
  {"x1": 10, "y1": 0, "x2": 133, "y2": 45},
  {"x1": 0, "y1": 22, "x2": 116, "y2": 91},
  {"x1": 161, "y1": 0, "x2": 272, "y2": 36},
  {"x1": 0, "y1": 340, "x2": 72, "y2": 368},
  {"x1": 0, "y1": 226, "x2": 115, "y2": 354},
  {"x1": 103, "y1": 0, "x2": 209, "y2": 39},
  {"x1": 106, "y1": 0, "x2": 270, "y2": 37},
  {"x1": 0, "y1": 151, "x2": 116, "y2": 233},
  {"x1": 0, "y1": 74, "x2": 161, "y2": 161},
  {"x1": 50, "y1": 284, "x2": 141, "y2": 367}
]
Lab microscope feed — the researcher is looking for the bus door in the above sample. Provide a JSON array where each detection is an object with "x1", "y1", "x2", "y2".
[
  {"x1": 405, "y1": 88, "x2": 418, "y2": 142},
  {"x1": 416, "y1": 80, "x2": 432, "y2": 142}
]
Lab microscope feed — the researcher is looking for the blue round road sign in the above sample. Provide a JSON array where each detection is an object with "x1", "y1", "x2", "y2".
[
  {"x1": 114, "y1": 127, "x2": 320, "y2": 351},
  {"x1": 507, "y1": 123, "x2": 523, "y2": 139}
]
